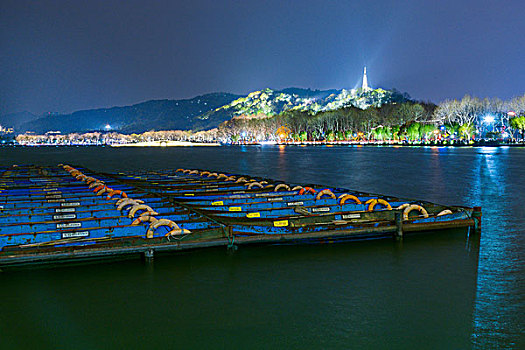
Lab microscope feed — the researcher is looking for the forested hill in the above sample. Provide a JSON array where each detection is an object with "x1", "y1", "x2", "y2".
[
  {"x1": 5, "y1": 87, "x2": 411, "y2": 134},
  {"x1": 209, "y1": 87, "x2": 409, "y2": 119},
  {"x1": 14, "y1": 93, "x2": 241, "y2": 134}
]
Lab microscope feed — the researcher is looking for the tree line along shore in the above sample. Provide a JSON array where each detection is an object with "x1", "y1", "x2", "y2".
[{"x1": 8, "y1": 94, "x2": 525, "y2": 146}]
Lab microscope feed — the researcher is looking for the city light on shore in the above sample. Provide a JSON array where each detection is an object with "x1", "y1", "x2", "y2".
[{"x1": 483, "y1": 115, "x2": 495, "y2": 124}]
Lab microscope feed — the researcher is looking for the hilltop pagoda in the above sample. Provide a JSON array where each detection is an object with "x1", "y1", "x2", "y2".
[{"x1": 362, "y1": 66, "x2": 371, "y2": 91}]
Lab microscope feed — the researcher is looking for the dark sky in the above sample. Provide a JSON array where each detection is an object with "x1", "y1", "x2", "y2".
[{"x1": 1, "y1": 0, "x2": 524, "y2": 115}]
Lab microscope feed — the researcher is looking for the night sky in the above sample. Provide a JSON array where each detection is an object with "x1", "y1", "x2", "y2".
[{"x1": 1, "y1": 0, "x2": 524, "y2": 115}]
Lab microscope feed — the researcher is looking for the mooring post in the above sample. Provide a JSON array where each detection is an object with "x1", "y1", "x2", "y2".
[
  {"x1": 472, "y1": 206, "x2": 482, "y2": 234},
  {"x1": 144, "y1": 248, "x2": 154, "y2": 261},
  {"x1": 395, "y1": 211, "x2": 403, "y2": 240},
  {"x1": 227, "y1": 234, "x2": 238, "y2": 251},
  {"x1": 226, "y1": 226, "x2": 238, "y2": 251}
]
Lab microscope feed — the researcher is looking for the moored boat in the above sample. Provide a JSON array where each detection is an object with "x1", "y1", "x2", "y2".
[{"x1": 0, "y1": 164, "x2": 481, "y2": 268}]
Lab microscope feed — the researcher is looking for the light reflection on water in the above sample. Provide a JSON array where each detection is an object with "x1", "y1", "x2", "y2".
[
  {"x1": 467, "y1": 147, "x2": 523, "y2": 348},
  {"x1": 0, "y1": 145, "x2": 523, "y2": 349}
]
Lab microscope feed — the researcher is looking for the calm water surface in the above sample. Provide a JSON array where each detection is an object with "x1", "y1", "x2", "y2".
[{"x1": 0, "y1": 146, "x2": 523, "y2": 349}]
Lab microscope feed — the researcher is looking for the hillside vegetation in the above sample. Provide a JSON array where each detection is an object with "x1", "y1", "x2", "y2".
[{"x1": 4, "y1": 87, "x2": 409, "y2": 134}]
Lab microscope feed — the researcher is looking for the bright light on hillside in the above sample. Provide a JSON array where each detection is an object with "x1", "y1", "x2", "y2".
[{"x1": 483, "y1": 115, "x2": 495, "y2": 124}]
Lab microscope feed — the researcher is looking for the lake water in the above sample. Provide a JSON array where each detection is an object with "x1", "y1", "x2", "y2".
[{"x1": 0, "y1": 145, "x2": 523, "y2": 349}]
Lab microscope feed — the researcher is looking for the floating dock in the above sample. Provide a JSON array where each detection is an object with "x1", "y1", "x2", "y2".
[{"x1": 0, "y1": 165, "x2": 481, "y2": 268}]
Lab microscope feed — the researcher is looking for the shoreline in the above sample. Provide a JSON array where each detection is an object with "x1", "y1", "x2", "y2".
[
  {"x1": 110, "y1": 140, "x2": 220, "y2": 147},
  {"x1": 4, "y1": 140, "x2": 525, "y2": 148},
  {"x1": 233, "y1": 140, "x2": 525, "y2": 148}
]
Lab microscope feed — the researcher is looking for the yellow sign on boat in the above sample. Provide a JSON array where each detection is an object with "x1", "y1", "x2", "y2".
[
  {"x1": 229, "y1": 207, "x2": 242, "y2": 211},
  {"x1": 211, "y1": 201, "x2": 224, "y2": 206},
  {"x1": 273, "y1": 220, "x2": 289, "y2": 227},
  {"x1": 247, "y1": 212, "x2": 260, "y2": 218},
  {"x1": 184, "y1": 193, "x2": 194, "y2": 196}
]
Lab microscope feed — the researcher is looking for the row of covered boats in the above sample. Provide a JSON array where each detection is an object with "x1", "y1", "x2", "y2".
[{"x1": 0, "y1": 164, "x2": 481, "y2": 267}]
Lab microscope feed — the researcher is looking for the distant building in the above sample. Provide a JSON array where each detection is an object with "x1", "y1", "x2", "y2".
[
  {"x1": 362, "y1": 67, "x2": 370, "y2": 91},
  {"x1": 0, "y1": 125, "x2": 14, "y2": 134},
  {"x1": 0, "y1": 125, "x2": 15, "y2": 144}
]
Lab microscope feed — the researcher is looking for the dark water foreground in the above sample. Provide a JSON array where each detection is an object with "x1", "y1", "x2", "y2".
[{"x1": 0, "y1": 146, "x2": 523, "y2": 349}]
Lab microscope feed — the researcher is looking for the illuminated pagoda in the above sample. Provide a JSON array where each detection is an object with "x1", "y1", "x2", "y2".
[{"x1": 362, "y1": 66, "x2": 370, "y2": 91}]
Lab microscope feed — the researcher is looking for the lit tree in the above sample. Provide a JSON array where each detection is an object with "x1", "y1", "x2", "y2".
[{"x1": 510, "y1": 117, "x2": 525, "y2": 140}]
